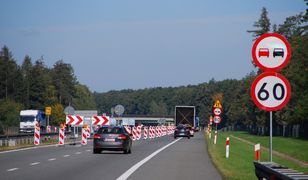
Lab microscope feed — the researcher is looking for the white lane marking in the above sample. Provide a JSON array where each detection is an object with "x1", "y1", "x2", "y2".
[
  {"x1": 30, "y1": 162, "x2": 40, "y2": 166},
  {"x1": 63, "y1": 155, "x2": 70, "y2": 157},
  {"x1": 86, "y1": 149, "x2": 91, "y2": 152},
  {"x1": 48, "y1": 158, "x2": 56, "y2": 161},
  {"x1": 75, "y1": 152, "x2": 81, "y2": 155},
  {"x1": 117, "y1": 137, "x2": 182, "y2": 180},
  {"x1": 7, "y1": 168, "x2": 19, "y2": 172}
]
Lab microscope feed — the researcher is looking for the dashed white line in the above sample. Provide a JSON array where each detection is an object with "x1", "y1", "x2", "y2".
[
  {"x1": 30, "y1": 162, "x2": 40, "y2": 166},
  {"x1": 86, "y1": 150, "x2": 91, "y2": 152},
  {"x1": 63, "y1": 155, "x2": 70, "y2": 157},
  {"x1": 75, "y1": 152, "x2": 82, "y2": 155},
  {"x1": 48, "y1": 158, "x2": 56, "y2": 161},
  {"x1": 7, "y1": 168, "x2": 19, "y2": 172}
]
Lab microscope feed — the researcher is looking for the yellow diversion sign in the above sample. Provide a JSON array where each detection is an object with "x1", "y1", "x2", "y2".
[{"x1": 213, "y1": 100, "x2": 222, "y2": 109}]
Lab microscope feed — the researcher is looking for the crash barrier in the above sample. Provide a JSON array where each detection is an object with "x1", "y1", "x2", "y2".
[{"x1": 254, "y1": 161, "x2": 308, "y2": 180}]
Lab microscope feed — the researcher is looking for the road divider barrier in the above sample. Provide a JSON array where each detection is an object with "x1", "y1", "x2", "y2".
[
  {"x1": 82, "y1": 128, "x2": 87, "y2": 145},
  {"x1": 34, "y1": 124, "x2": 40, "y2": 145},
  {"x1": 58, "y1": 128, "x2": 65, "y2": 145},
  {"x1": 137, "y1": 126, "x2": 142, "y2": 140},
  {"x1": 143, "y1": 126, "x2": 148, "y2": 139},
  {"x1": 132, "y1": 127, "x2": 137, "y2": 141}
]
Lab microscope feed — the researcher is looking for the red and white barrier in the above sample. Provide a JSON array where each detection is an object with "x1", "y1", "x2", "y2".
[
  {"x1": 143, "y1": 126, "x2": 148, "y2": 139},
  {"x1": 132, "y1": 127, "x2": 137, "y2": 141},
  {"x1": 255, "y1": 143, "x2": 261, "y2": 161},
  {"x1": 92, "y1": 115, "x2": 110, "y2": 126},
  {"x1": 86, "y1": 126, "x2": 90, "y2": 138},
  {"x1": 226, "y1": 137, "x2": 230, "y2": 158},
  {"x1": 82, "y1": 128, "x2": 87, "y2": 145},
  {"x1": 149, "y1": 126, "x2": 154, "y2": 139},
  {"x1": 155, "y1": 126, "x2": 159, "y2": 137},
  {"x1": 59, "y1": 128, "x2": 65, "y2": 145},
  {"x1": 66, "y1": 115, "x2": 84, "y2": 125},
  {"x1": 137, "y1": 126, "x2": 142, "y2": 140},
  {"x1": 34, "y1": 125, "x2": 40, "y2": 145},
  {"x1": 124, "y1": 126, "x2": 131, "y2": 135}
]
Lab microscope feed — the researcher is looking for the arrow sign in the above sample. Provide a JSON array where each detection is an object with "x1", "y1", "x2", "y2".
[
  {"x1": 66, "y1": 115, "x2": 84, "y2": 125},
  {"x1": 92, "y1": 116, "x2": 110, "y2": 125}
]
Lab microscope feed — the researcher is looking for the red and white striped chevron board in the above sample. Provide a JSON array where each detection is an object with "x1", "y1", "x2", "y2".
[
  {"x1": 34, "y1": 126, "x2": 40, "y2": 145},
  {"x1": 82, "y1": 128, "x2": 87, "y2": 145},
  {"x1": 92, "y1": 116, "x2": 110, "y2": 126},
  {"x1": 58, "y1": 128, "x2": 65, "y2": 145},
  {"x1": 66, "y1": 115, "x2": 84, "y2": 125},
  {"x1": 143, "y1": 126, "x2": 148, "y2": 139},
  {"x1": 149, "y1": 126, "x2": 154, "y2": 139}
]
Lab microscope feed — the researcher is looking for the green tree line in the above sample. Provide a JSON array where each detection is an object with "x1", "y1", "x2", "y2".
[
  {"x1": 95, "y1": 7, "x2": 308, "y2": 138},
  {"x1": 0, "y1": 48, "x2": 96, "y2": 134}
]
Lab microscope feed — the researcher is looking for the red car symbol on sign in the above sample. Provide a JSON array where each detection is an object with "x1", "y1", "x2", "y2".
[{"x1": 258, "y1": 48, "x2": 269, "y2": 58}]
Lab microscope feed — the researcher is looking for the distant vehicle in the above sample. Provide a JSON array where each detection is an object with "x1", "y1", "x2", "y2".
[
  {"x1": 19, "y1": 110, "x2": 46, "y2": 133},
  {"x1": 258, "y1": 48, "x2": 270, "y2": 58},
  {"x1": 93, "y1": 125, "x2": 132, "y2": 154},
  {"x1": 175, "y1": 106, "x2": 196, "y2": 128},
  {"x1": 273, "y1": 48, "x2": 284, "y2": 58},
  {"x1": 174, "y1": 124, "x2": 190, "y2": 139}
]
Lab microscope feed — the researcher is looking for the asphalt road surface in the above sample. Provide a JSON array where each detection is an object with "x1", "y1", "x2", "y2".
[{"x1": 1, "y1": 132, "x2": 221, "y2": 180}]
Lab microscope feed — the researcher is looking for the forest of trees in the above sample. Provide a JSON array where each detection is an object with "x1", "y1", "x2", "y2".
[
  {"x1": 95, "y1": 8, "x2": 308, "y2": 138},
  {"x1": 0, "y1": 48, "x2": 96, "y2": 134}
]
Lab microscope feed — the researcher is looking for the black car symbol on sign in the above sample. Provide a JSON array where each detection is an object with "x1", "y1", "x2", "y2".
[{"x1": 273, "y1": 48, "x2": 284, "y2": 58}]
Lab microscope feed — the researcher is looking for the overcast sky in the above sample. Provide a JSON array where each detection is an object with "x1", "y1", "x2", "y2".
[{"x1": 0, "y1": 0, "x2": 306, "y2": 92}]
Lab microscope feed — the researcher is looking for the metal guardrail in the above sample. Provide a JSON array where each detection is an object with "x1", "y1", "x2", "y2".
[{"x1": 254, "y1": 161, "x2": 308, "y2": 180}]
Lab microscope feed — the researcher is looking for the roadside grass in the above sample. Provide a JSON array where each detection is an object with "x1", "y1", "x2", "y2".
[
  {"x1": 229, "y1": 131, "x2": 308, "y2": 163},
  {"x1": 205, "y1": 131, "x2": 308, "y2": 180}
]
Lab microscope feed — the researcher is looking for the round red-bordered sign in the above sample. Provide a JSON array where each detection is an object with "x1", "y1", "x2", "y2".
[
  {"x1": 251, "y1": 72, "x2": 291, "y2": 111},
  {"x1": 213, "y1": 115, "x2": 221, "y2": 124},
  {"x1": 213, "y1": 108, "x2": 222, "y2": 116},
  {"x1": 252, "y1": 33, "x2": 291, "y2": 72}
]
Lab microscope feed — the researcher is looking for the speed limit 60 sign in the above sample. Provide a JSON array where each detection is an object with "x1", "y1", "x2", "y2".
[{"x1": 251, "y1": 72, "x2": 291, "y2": 111}]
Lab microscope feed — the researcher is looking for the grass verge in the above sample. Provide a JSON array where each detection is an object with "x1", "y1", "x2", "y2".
[{"x1": 205, "y1": 131, "x2": 308, "y2": 180}]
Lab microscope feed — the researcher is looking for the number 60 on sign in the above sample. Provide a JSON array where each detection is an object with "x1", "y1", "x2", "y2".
[{"x1": 251, "y1": 72, "x2": 291, "y2": 112}]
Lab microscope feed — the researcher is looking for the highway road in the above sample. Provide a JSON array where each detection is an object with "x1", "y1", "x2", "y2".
[{"x1": 1, "y1": 132, "x2": 221, "y2": 180}]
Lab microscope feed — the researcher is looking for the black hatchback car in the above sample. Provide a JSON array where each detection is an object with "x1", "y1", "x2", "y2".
[
  {"x1": 93, "y1": 125, "x2": 132, "y2": 154},
  {"x1": 174, "y1": 124, "x2": 190, "y2": 139}
]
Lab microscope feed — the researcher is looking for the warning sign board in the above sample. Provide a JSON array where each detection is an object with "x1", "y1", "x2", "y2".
[{"x1": 213, "y1": 100, "x2": 222, "y2": 109}]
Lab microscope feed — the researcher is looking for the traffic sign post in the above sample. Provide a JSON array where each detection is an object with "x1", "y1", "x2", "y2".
[
  {"x1": 251, "y1": 33, "x2": 291, "y2": 162},
  {"x1": 45, "y1": 107, "x2": 51, "y2": 128}
]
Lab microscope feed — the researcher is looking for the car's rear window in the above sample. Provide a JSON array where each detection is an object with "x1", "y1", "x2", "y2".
[{"x1": 98, "y1": 127, "x2": 124, "y2": 134}]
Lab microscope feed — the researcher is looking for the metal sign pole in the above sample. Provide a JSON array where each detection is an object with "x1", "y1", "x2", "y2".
[{"x1": 270, "y1": 111, "x2": 273, "y2": 162}]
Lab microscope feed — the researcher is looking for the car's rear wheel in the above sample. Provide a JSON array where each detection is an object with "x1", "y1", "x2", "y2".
[
  {"x1": 174, "y1": 136, "x2": 177, "y2": 139},
  {"x1": 123, "y1": 148, "x2": 129, "y2": 154},
  {"x1": 187, "y1": 136, "x2": 190, "y2": 139},
  {"x1": 93, "y1": 148, "x2": 101, "y2": 154}
]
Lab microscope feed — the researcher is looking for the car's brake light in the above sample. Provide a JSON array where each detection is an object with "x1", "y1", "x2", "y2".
[
  {"x1": 94, "y1": 134, "x2": 101, "y2": 139},
  {"x1": 118, "y1": 134, "x2": 127, "y2": 140}
]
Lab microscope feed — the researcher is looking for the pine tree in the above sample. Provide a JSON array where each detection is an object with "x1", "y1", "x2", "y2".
[{"x1": 247, "y1": 7, "x2": 271, "y2": 39}]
